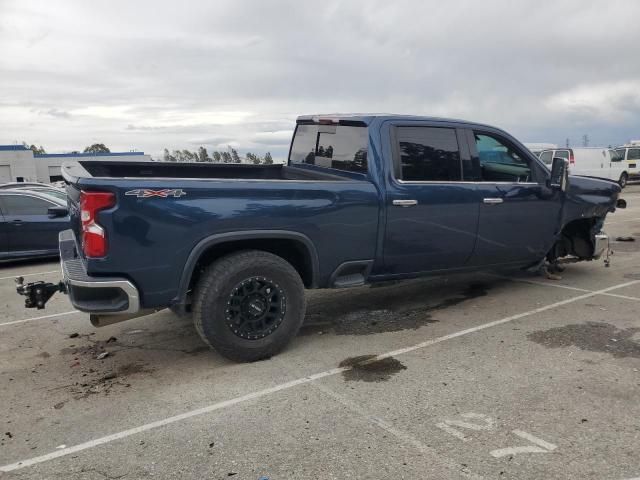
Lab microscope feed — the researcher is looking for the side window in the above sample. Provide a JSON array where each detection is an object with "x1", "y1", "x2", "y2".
[
  {"x1": 395, "y1": 127, "x2": 461, "y2": 181},
  {"x1": 289, "y1": 124, "x2": 368, "y2": 174},
  {"x1": 474, "y1": 133, "x2": 533, "y2": 183},
  {"x1": 539, "y1": 151, "x2": 553, "y2": 165},
  {"x1": 628, "y1": 148, "x2": 640, "y2": 160},
  {"x1": 0, "y1": 195, "x2": 53, "y2": 215},
  {"x1": 615, "y1": 148, "x2": 626, "y2": 160},
  {"x1": 609, "y1": 150, "x2": 624, "y2": 162}
]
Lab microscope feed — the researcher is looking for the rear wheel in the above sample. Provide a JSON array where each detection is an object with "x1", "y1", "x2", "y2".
[
  {"x1": 619, "y1": 172, "x2": 628, "y2": 189},
  {"x1": 193, "y1": 250, "x2": 306, "y2": 362}
]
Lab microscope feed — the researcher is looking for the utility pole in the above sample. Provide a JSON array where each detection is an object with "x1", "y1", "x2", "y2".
[
  {"x1": 565, "y1": 138, "x2": 570, "y2": 148},
  {"x1": 582, "y1": 134, "x2": 589, "y2": 147}
]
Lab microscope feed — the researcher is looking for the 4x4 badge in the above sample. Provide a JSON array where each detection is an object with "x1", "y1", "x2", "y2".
[{"x1": 125, "y1": 189, "x2": 186, "y2": 198}]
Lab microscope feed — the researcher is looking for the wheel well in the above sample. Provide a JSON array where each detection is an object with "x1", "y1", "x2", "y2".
[
  {"x1": 550, "y1": 217, "x2": 601, "y2": 260},
  {"x1": 188, "y1": 238, "x2": 315, "y2": 292}
]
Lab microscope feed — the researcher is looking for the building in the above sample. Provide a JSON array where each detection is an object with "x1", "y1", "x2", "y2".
[{"x1": 0, "y1": 145, "x2": 151, "y2": 183}]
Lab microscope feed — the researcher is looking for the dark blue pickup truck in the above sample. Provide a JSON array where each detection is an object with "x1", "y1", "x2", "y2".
[{"x1": 17, "y1": 114, "x2": 623, "y2": 361}]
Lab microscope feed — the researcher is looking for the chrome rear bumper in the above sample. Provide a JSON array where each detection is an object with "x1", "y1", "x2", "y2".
[{"x1": 59, "y1": 230, "x2": 140, "y2": 315}]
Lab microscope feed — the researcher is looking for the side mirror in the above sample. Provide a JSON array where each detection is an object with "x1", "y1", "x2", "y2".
[
  {"x1": 616, "y1": 198, "x2": 627, "y2": 209},
  {"x1": 47, "y1": 205, "x2": 68, "y2": 218},
  {"x1": 548, "y1": 157, "x2": 569, "y2": 191}
]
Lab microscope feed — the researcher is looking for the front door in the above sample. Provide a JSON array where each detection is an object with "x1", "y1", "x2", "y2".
[
  {"x1": 383, "y1": 124, "x2": 479, "y2": 274},
  {"x1": 465, "y1": 129, "x2": 562, "y2": 266},
  {"x1": 0, "y1": 193, "x2": 65, "y2": 254}
]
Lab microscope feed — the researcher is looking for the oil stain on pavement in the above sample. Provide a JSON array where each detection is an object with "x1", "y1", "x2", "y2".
[
  {"x1": 528, "y1": 321, "x2": 640, "y2": 358},
  {"x1": 301, "y1": 281, "x2": 490, "y2": 336},
  {"x1": 339, "y1": 355, "x2": 407, "y2": 382}
]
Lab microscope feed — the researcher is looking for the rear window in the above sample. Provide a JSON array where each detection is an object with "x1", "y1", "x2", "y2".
[
  {"x1": 629, "y1": 148, "x2": 640, "y2": 160},
  {"x1": 288, "y1": 124, "x2": 368, "y2": 174},
  {"x1": 539, "y1": 151, "x2": 552, "y2": 164},
  {"x1": 554, "y1": 150, "x2": 570, "y2": 160}
]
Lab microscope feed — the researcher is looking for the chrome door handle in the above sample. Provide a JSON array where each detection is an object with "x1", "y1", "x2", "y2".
[
  {"x1": 483, "y1": 198, "x2": 504, "y2": 205},
  {"x1": 392, "y1": 199, "x2": 418, "y2": 207}
]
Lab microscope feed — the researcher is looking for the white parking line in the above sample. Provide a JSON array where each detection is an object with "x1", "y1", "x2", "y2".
[
  {"x1": 0, "y1": 310, "x2": 79, "y2": 327},
  {"x1": 0, "y1": 270, "x2": 59, "y2": 281},
  {"x1": 606, "y1": 217, "x2": 640, "y2": 225},
  {"x1": 487, "y1": 274, "x2": 640, "y2": 302},
  {"x1": 2, "y1": 278, "x2": 637, "y2": 473}
]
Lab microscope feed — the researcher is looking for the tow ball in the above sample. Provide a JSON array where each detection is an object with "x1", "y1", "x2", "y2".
[{"x1": 15, "y1": 277, "x2": 66, "y2": 309}]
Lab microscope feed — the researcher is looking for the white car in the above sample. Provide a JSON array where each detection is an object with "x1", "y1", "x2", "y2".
[
  {"x1": 614, "y1": 142, "x2": 640, "y2": 180},
  {"x1": 538, "y1": 147, "x2": 629, "y2": 188}
]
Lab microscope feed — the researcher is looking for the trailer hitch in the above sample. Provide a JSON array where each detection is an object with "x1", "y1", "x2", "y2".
[{"x1": 15, "y1": 277, "x2": 66, "y2": 309}]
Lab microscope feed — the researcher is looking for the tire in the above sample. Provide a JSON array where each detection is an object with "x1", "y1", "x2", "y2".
[
  {"x1": 619, "y1": 173, "x2": 628, "y2": 189},
  {"x1": 193, "y1": 250, "x2": 306, "y2": 362}
]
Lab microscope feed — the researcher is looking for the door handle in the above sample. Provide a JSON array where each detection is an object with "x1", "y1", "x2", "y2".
[
  {"x1": 483, "y1": 198, "x2": 504, "y2": 205},
  {"x1": 392, "y1": 199, "x2": 418, "y2": 207}
]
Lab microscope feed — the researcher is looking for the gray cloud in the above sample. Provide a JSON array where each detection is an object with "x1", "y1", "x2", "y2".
[{"x1": 1, "y1": 0, "x2": 639, "y2": 159}]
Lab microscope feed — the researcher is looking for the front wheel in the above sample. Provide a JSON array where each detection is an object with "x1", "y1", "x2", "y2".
[
  {"x1": 193, "y1": 250, "x2": 306, "y2": 362},
  {"x1": 619, "y1": 172, "x2": 628, "y2": 189}
]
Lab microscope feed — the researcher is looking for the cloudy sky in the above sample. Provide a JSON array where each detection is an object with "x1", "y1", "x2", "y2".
[{"x1": 1, "y1": 0, "x2": 639, "y2": 160}]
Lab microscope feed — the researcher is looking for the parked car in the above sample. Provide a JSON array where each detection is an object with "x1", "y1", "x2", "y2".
[
  {"x1": 12, "y1": 186, "x2": 67, "y2": 202},
  {"x1": 0, "y1": 182, "x2": 50, "y2": 190},
  {"x1": 614, "y1": 142, "x2": 640, "y2": 179},
  {"x1": 17, "y1": 114, "x2": 623, "y2": 362},
  {"x1": 538, "y1": 147, "x2": 629, "y2": 188},
  {"x1": 0, "y1": 189, "x2": 69, "y2": 261}
]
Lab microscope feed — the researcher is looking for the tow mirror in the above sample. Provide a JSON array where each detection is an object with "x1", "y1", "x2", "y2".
[
  {"x1": 616, "y1": 198, "x2": 627, "y2": 209},
  {"x1": 549, "y1": 157, "x2": 569, "y2": 191},
  {"x1": 47, "y1": 205, "x2": 68, "y2": 218}
]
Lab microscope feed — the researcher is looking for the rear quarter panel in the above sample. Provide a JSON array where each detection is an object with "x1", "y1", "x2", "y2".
[{"x1": 77, "y1": 178, "x2": 380, "y2": 308}]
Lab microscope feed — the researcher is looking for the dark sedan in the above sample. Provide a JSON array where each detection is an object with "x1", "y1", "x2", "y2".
[{"x1": 0, "y1": 189, "x2": 69, "y2": 261}]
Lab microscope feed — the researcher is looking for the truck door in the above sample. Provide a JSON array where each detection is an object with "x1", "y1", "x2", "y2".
[
  {"x1": 383, "y1": 124, "x2": 479, "y2": 274},
  {"x1": 464, "y1": 129, "x2": 562, "y2": 266}
]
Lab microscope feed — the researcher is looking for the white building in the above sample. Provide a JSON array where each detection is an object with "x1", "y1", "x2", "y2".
[{"x1": 0, "y1": 145, "x2": 151, "y2": 183}]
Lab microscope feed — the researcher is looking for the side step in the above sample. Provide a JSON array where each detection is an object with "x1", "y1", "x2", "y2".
[{"x1": 329, "y1": 260, "x2": 373, "y2": 288}]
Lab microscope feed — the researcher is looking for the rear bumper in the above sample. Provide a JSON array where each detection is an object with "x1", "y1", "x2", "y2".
[{"x1": 59, "y1": 230, "x2": 140, "y2": 315}]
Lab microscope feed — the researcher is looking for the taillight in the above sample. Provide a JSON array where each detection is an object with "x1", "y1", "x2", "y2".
[
  {"x1": 80, "y1": 191, "x2": 116, "y2": 258},
  {"x1": 569, "y1": 151, "x2": 575, "y2": 165}
]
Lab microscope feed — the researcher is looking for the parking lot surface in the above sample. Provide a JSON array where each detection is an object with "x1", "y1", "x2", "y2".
[{"x1": 1, "y1": 185, "x2": 640, "y2": 479}]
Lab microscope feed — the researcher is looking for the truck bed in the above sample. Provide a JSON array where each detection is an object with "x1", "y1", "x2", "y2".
[{"x1": 76, "y1": 161, "x2": 348, "y2": 181}]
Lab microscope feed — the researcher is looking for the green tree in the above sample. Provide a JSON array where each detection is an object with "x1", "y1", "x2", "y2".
[
  {"x1": 197, "y1": 146, "x2": 210, "y2": 162},
  {"x1": 246, "y1": 152, "x2": 261, "y2": 165},
  {"x1": 229, "y1": 147, "x2": 241, "y2": 163},
  {"x1": 264, "y1": 152, "x2": 273, "y2": 164},
  {"x1": 212, "y1": 151, "x2": 222, "y2": 162},
  {"x1": 83, "y1": 143, "x2": 110, "y2": 153},
  {"x1": 221, "y1": 151, "x2": 232, "y2": 163},
  {"x1": 163, "y1": 148, "x2": 177, "y2": 162},
  {"x1": 22, "y1": 142, "x2": 46, "y2": 154}
]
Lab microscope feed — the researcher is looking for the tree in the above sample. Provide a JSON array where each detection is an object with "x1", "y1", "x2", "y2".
[
  {"x1": 22, "y1": 142, "x2": 46, "y2": 155},
  {"x1": 264, "y1": 152, "x2": 273, "y2": 164},
  {"x1": 246, "y1": 152, "x2": 261, "y2": 165},
  {"x1": 221, "y1": 151, "x2": 232, "y2": 163},
  {"x1": 197, "y1": 146, "x2": 210, "y2": 162},
  {"x1": 212, "y1": 151, "x2": 222, "y2": 162},
  {"x1": 229, "y1": 147, "x2": 241, "y2": 163},
  {"x1": 163, "y1": 148, "x2": 177, "y2": 162},
  {"x1": 83, "y1": 143, "x2": 110, "y2": 153}
]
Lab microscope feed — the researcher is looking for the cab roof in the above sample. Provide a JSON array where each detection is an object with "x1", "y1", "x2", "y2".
[{"x1": 296, "y1": 113, "x2": 482, "y2": 127}]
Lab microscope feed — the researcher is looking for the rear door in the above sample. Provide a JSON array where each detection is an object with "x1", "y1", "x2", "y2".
[
  {"x1": 383, "y1": 123, "x2": 479, "y2": 274},
  {"x1": 0, "y1": 207, "x2": 7, "y2": 257},
  {"x1": 465, "y1": 129, "x2": 562, "y2": 266},
  {"x1": 0, "y1": 193, "x2": 65, "y2": 254}
]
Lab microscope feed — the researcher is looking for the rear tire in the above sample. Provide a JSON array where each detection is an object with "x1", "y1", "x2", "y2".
[
  {"x1": 193, "y1": 250, "x2": 306, "y2": 362},
  {"x1": 619, "y1": 172, "x2": 628, "y2": 189}
]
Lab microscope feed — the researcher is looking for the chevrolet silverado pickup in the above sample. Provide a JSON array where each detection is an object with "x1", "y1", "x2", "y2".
[{"x1": 16, "y1": 114, "x2": 623, "y2": 362}]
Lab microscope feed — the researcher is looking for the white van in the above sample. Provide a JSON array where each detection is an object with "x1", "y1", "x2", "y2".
[
  {"x1": 538, "y1": 147, "x2": 629, "y2": 188},
  {"x1": 614, "y1": 142, "x2": 640, "y2": 180}
]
